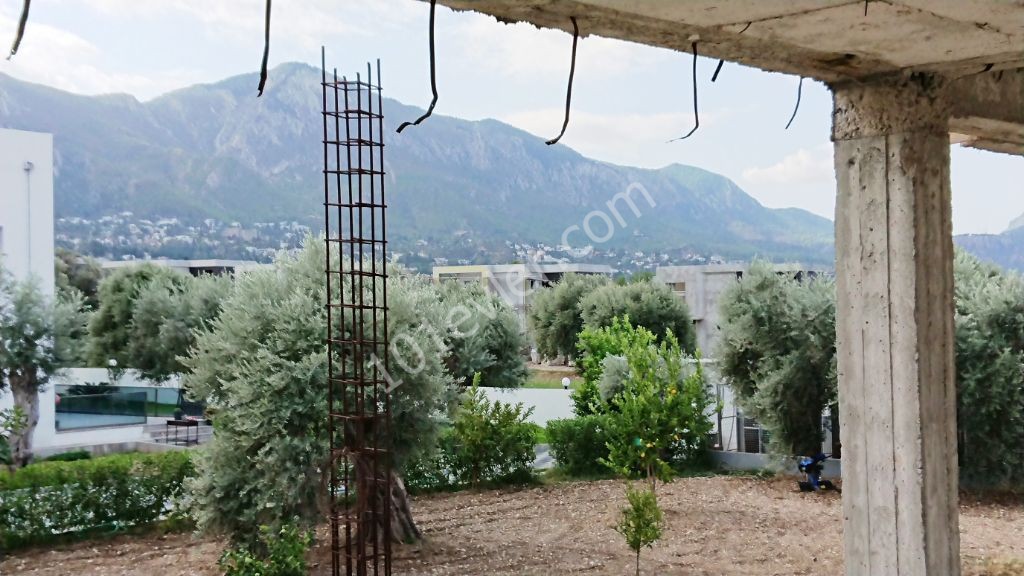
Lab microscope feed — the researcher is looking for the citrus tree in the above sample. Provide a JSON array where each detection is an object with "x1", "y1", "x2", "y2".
[{"x1": 599, "y1": 325, "x2": 714, "y2": 492}]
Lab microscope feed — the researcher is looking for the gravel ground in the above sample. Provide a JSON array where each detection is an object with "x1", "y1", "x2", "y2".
[{"x1": 3, "y1": 476, "x2": 1022, "y2": 575}]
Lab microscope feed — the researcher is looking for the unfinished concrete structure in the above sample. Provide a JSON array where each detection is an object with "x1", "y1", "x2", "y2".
[
  {"x1": 430, "y1": 2, "x2": 1024, "y2": 574},
  {"x1": 433, "y1": 263, "x2": 613, "y2": 328},
  {"x1": 655, "y1": 263, "x2": 820, "y2": 354}
]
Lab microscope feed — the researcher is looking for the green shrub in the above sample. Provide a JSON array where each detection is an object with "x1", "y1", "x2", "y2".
[
  {"x1": 0, "y1": 407, "x2": 26, "y2": 467},
  {"x1": 601, "y1": 332, "x2": 714, "y2": 488},
  {"x1": 547, "y1": 415, "x2": 613, "y2": 477},
  {"x1": 442, "y1": 375, "x2": 537, "y2": 487},
  {"x1": 402, "y1": 449, "x2": 451, "y2": 494},
  {"x1": 616, "y1": 483, "x2": 663, "y2": 576},
  {"x1": 39, "y1": 450, "x2": 92, "y2": 463},
  {"x1": 569, "y1": 379, "x2": 603, "y2": 417},
  {"x1": 0, "y1": 450, "x2": 193, "y2": 549},
  {"x1": 219, "y1": 522, "x2": 311, "y2": 576}
]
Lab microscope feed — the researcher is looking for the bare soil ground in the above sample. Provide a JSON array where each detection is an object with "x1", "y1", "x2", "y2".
[{"x1": 3, "y1": 476, "x2": 1022, "y2": 575}]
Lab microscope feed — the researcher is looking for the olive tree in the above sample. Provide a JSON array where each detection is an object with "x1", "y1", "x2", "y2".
[
  {"x1": 716, "y1": 262, "x2": 837, "y2": 457},
  {"x1": 437, "y1": 280, "x2": 528, "y2": 389},
  {"x1": 55, "y1": 248, "x2": 102, "y2": 308},
  {"x1": 129, "y1": 273, "x2": 232, "y2": 382},
  {"x1": 717, "y1": 253, "x2": 1024, "y2": 485},
  {"x1": 954, "y1": 251, "x2": 1024, "y2": 486},
  {"x1": 184, "y1": 239, "x2": 525, "y2": 547},
  {"x1": 580, "y1": 281, "x2": 697, "y2": 354},
  {"x1": 0, "y1": 269, "x2": 84, "y2": 466},
  {"x1": 87, "y1": 264, "x2": 189, "y2": 367},
  {"x1": 528, "y1": 273, "x2": 609, "y2": 361}
]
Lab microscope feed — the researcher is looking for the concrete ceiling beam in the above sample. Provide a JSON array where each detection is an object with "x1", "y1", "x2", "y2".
[
  {"x1": 432, "y1": 1, "x2": 1024, "y2": 83},
  {"x1": 949, "y1": 68, "x2": 1024, "y2": 156}
]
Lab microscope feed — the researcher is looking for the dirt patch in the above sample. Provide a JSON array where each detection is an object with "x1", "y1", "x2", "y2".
[{"x1": 4, "y1": 476, "x2": 1023, "y2": 575}]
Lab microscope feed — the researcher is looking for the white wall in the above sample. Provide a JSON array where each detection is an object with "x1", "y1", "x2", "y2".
[
  {"x1": 1, "y1": 128, "x2": 57, "y2": 453},
  {"x1": 1, "y1": 368, "x2": 181, "y2": 453},
  {"x1": 0, "y1": 128, "x2": 55, "y2": 295},
  {"x1": 479, "y1": 388, "x2": 573, "y2": 426}
]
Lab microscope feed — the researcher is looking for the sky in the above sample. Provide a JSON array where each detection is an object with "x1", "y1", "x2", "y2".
[{"x1": 1, "y1": 0, "x2": 1021, "y2": 235}]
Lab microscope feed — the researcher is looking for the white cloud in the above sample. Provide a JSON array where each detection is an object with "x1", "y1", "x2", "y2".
[
  {"x1": 741, "y1": 145, "x2": 834, "y2": 186},
  {"x1": 737, "y1": 145, "x2": 837, "y2": 219},
  {"x1": 0, "y1": 11, "x2": 201, "y2": 98},
  {"x1": 78, "y1": 0, "x2": 418, "y2": 46},
  {"x1": 499, "y1": 107, "x2": 721, "y2": 168}
]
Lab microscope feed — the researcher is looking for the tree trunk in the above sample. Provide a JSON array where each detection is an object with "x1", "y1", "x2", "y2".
[
  {"x1": 352, "y1": 456, "x2": 422, "y2": 546},
  {"x1": 635, "y1": 550, "x2": 641, "y2": 576},
  {"x1": 9, "y1": 372, "x2": 40, "y2": 468},
  {"x1": 388, "y1": 472, "x2": 421, "y2": 543}
]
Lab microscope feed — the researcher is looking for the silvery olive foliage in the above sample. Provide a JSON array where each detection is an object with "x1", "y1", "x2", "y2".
[{"x1": 183, "y1": 239, "x2": 526, "y2": 544}]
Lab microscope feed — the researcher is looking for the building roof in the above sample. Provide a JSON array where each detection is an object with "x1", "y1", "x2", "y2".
[
  {"x1": 433, "y1": 263, "x2": 614, "y2": 276},
  {"x1": 100, "y1": 259, "x2": 263, "y2": 271}
]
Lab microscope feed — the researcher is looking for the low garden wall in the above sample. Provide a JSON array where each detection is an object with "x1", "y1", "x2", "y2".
[{"x1": 479, "y1": 388, "x2": 573, "y2": 426}]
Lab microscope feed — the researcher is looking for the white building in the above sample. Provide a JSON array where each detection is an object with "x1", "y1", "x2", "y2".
[
  {"x1": 0, "y1": 128, "x2": 55, "y2": 294},
  {"x1": 100, "y1": 258, "x2": 264, "y2": 277},
  {"x1": 1, "y1": 129, "x2": 58, "y2": 453}
]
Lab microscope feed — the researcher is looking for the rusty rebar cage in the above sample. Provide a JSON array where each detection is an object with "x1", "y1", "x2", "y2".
[{"x1": 322, "y1": 52, "x2": 392, "y2": 576}]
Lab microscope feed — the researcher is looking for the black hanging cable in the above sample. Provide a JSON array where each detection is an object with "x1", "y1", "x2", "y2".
[
  {"x1": 545, "y1": 16, "x2": 579, "y2": 146},
  {"x1": 257, "y1": 0, "x2": 271, "y2": 96},
  {"x1": 785, "y1": 77, "x2": 804, "y2": 130},
  {"x1": 7, "y1": 0, "x2": 31, "y2": 60},
  {"x1": 711, "y1": 60, "x2": 725, "y2": 83},
  {"x1": 711, "y1": 22, "x2": 749, "y2": 82},
  {"x1": 864, "y1": 0, "x2": 869, "y2": 17},
  {"x1": 669, "y1": 42, "x2": 700, "y2": 142},
  {"x1": 398, "y1": 0, "x2": 438, "y2": 133}
]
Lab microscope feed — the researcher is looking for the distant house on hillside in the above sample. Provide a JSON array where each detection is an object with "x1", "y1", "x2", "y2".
[{"x1": 433, "y1": 263, "x2": 614, "y2": 328}]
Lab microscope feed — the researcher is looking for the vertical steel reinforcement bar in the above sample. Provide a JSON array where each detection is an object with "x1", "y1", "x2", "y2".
[{"x1": 322, "y1": 52, "x2": 391, "y2": 576}]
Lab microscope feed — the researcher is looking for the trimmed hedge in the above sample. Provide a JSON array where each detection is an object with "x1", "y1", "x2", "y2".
[
  {"x1": 0, "y1": 450, "x2": 194, "y2": 549},
  {"x1": 39, "y1": 450, "x2": 92, "y2": 463},
  {"x1": 547, "y1": 415, "x2": 613, "y2": 476}
]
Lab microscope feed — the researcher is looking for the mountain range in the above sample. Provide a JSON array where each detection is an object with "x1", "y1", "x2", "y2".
[
  {"x1": 0, "y1": 63, "x2": 1018, "y2": 272},
  {"x1": 955, "y1": 222, "x2": 1024, "y2": 272}
]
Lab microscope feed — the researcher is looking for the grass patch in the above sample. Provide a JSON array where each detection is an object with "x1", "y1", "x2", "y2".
[
  {"x1": 529, "y1": 424, "x2": 548, "y2": 444},
  {"x1": 523, "y1": 377, "x2": 576, "y2": 389}
]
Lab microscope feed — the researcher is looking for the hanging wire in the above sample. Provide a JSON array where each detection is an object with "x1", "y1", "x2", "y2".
[
  {"x1": 257, "y1": 0, "x2": 271, "y2": 96},
  {"x1": 711, "y1": 60, "x2": 725, "y2": 83},
  {"x1": 785, "y1": 77, "x2": 804, "y2": 130},
  {"x1": 669, "y1": 42, "x2": 700, "y2": 142},
  {"x1": 545, "y1": 16, "x2": 579, "y2": 146},
  {"x1": 864, "y1": 0, "x2": 869, "y2": 17},
  {"x1": 711, "y1": 22, "x2": 749, "y2": 82},
  {"x1": 398, "y1": 0, "x2": 439, "y2": 133},
  {"x1": 6, "y1": 0, "x2": 31, "y2": 60}
]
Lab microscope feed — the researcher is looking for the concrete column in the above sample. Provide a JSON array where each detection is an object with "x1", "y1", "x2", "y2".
[{"x1": 832, "y1": 74, "x2": 959, "y2": 576}]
